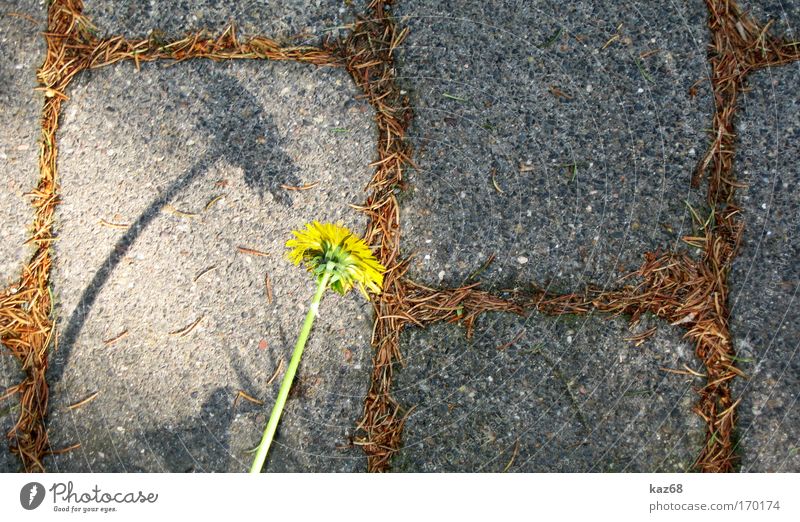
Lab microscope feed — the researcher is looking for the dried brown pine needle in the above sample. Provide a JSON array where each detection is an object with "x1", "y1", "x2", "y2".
[
  {"x1": 102, "y1": 329, "x2": 128, "y2": 346},
  {"x1": 490, "y1": 169, "x2": 504, "y2": 194},
  {"x1": 280, "y1": 181, "x2": 320, "y2": 191},
  {"x1": 67, "y1": 391, "x2": 99, "y2": 410},
  {"x1": 465, "y1": 253, "x2": 496, "y2": 282},
  {"x1": 233, "y1": 390, "x2": 263, "y2": 408},
  {"x1": 169, "y1": 315, "x2": 204, "y2": 337},
  {"x1": 44, "y1": 443, "x2": 81, "y2": 456},
  {"x1": 98, "y1": 218, "x2": 130, "y2": 229},
  {"x1": 623, "y1": 326, "x2": 657, "y2": 346},
  {"x1": 639, "y1": 49, "x2": 661, "y2": 59},
  {"x1": 193, "y1": 265, "x2": 217, "y2": 282},
  {"x1": 0, "y1": 385, "x2": 20, "y2": 402},
  {"x1": 4, "y1": 12, "x2": 40, "y2": 26},
  {"x1": 266, "y1": 359, "x2": 285, "y2": 385},
  {"x1": 601, "y1": 23, "x2": 624, "y2": 50},
  {"x1": 264, "y1": 273, "x2": 273, "y2": 304},
  {"x1": 163, "y1": 204, "x2": 199, "y2": 219},
  {"x1": 518, "y1": 163, "x2": 535, "y2": 173},
  {"x1": 503, "y1": 439, "x2": 521, "y2": 472},
  {"x1": 661, "y1": 365, "x2": 706, "y2": 378},
  {"x1": 548, "y1": 85, "x2": 573, "y2": 100},
  {"x1": 236, "y1": 246, "x2": 270, "y2": 257},
  {"x1": 496, "y1": 330, "x2": 525, "y2": 351},
  {"x1": 204, "y1": 194, "x2": 224, "y2": 211}
]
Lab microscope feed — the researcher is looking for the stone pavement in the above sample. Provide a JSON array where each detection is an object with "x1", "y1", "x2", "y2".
[
  {"x1": 0, "y1": 0, "x2": 798, "y2": 472},
  {"x1": 1, "y1": 0, "x2": 46, "y2": 474}
]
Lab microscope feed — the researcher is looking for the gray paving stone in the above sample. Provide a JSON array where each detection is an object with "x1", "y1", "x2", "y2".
[
  {"x1": 389, "y1": 0, "x2": 711, "y2": 471},
  {"x1": 396, "y1": 0, "x2": 711, "y2": 291},
  {"x1": 730, "y1": 61, "x2": 800, "y2": 472},
  {"x1": 43, "y1": 58, "x2": 377, "y2": 472},
  {"x1": 0, "y1": 4, "x2": 44, "y2": 283},
  {"x1": 82, "y1": 0, "x2": 365, "y2": 41},
  {"x1": 393, "y1": 314, "x2": 704, "y2": 472},
  {"x1": 0, "y1": 0, "x2": 46, "y2": 473}
]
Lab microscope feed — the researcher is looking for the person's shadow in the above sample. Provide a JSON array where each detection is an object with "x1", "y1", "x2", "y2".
[
  {"x1": 142, "y1": 386, "x2": 237, "y2": 472},
  {"x1": 49, "y1": 63, "x2": 302, "y2": 386}
]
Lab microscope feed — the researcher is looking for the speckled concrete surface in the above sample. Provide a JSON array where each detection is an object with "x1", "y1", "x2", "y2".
[
  {"x1": 392, "y1": 315, "x2": 703, "y2": 472},
  {"x1": 81, "y1": 0, "x2": 366, "y2": 41},
  {"x1": 729, "y1": 60, "x2": 800, "y2": 473},
  {"x1": 396, "y1": 0, "x2": 711, "y2": 291},
  {"x1": 41, "y1": 58, "x2": 377, "y2": 472},
  {"x1": 0, "y1": 4, "x2": 43, "y2": 284},
  {"x1": 391, "y1": 0, "x2": 711, "y2": 471},
  {"x1": 0, "y1": 0, "x2": 46, "y2": 474},
  {"x1": 0, "y1": 0, "x2": 798, "y2": 473}
]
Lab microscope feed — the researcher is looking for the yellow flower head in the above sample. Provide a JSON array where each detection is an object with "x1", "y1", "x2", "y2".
[{"x1": 286, "y1": 221, "x2": 385, "y2": 298}]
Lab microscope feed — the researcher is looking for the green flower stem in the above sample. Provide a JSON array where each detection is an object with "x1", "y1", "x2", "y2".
[{"x1": 249, "y1": 269, "x2": 332, "y2": 473}]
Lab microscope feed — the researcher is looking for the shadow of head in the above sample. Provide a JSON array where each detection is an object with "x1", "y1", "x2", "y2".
[
  {"x1": 48, "y1": 62, "x2": 306, "y2": 387},
  {"x1": 187, "y1": 65, "x2": 301, "y2": 206}
]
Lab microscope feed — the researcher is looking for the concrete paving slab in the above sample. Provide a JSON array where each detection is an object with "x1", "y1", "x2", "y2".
[
  {"x1": 730, "y1": 61, "x2": 800, "y2": 472},
  {"x1": 0, "y1": 0, "x2": 46, "y2": 474},
  {"x1": 43, "y1": 58, "x2": 377, "y2": 472},
  {"x1": 393, "y1": 314, "x2": 703, "y2": 472},
  {"x1": 745, "y1": 0, "x2": 800, "y2": 39},
  {"x1": 0, "y1": 3, "x2": 44, "y2": 283},
  {"x1": 396, "y1": 0, "x2": 711, "y2": 291},
  {"x1": 388, "y1": 0, "x2": 710, "y2": 471},
  {"x1": 82, "y1": 0, "x2": 366, "y2": 41}
]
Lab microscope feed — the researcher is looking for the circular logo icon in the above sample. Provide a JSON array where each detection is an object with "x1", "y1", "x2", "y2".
[{"x1": 20, "y1": 482, "x2": 45, "y2": 510}]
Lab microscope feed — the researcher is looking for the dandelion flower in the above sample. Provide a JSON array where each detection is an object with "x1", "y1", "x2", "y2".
[
  {"x1": 250, "y1": 221, "x2": 385, "y2": 473},
  {"x1": 286, "y1": 221, "x2": 384, "y2": 298}
]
